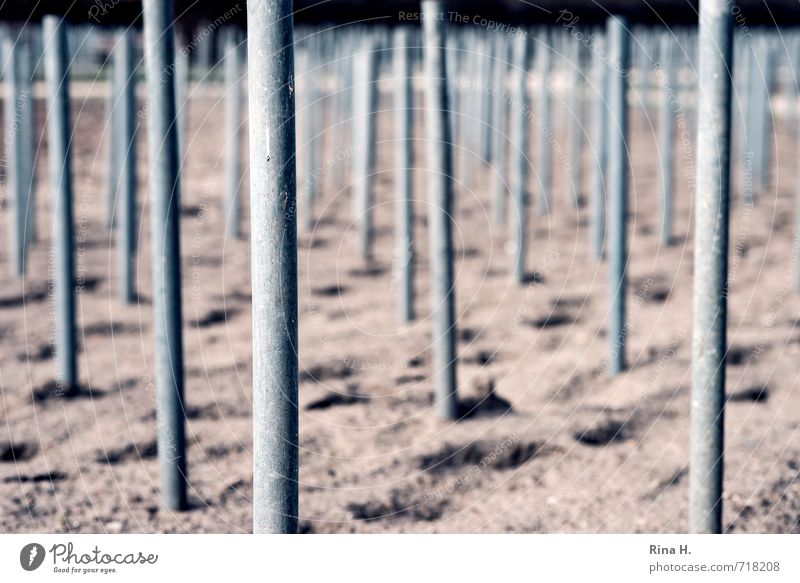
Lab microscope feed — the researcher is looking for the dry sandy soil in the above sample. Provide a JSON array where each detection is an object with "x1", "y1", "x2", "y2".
[{"x1": 2, "y1": 78, "x2": 800, "y2": 534}]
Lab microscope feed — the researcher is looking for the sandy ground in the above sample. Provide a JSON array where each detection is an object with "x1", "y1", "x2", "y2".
[{"x1": 1, "y1": 79, "x2": 800, "y2": 534}]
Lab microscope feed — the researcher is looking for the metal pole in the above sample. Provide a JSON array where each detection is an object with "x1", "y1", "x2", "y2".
[
  {"x1": 742, "y1": 38, "x2": 757, "y2": 206},
  {"x1": 422, "y1": 0, "x2": 458, "y2": 421},
  {"x1": 568, "y1": 37, "x2": 583, "y2": 208},
  {"x1": 537, "y1": 29, "x2": 551, "y2": 216},
  {"x1": 331, "y1": 40, "x2": 348, "y2": 189},
  {"x1": 510, "y1": 31, "x2": 529, "y2": 284},
  {"x1": 458, "y1": 46, "x2": 475, "y2": 188},
  {"x1": 307, "y1": 35, "x2": 321, "y2": 207},
  {"x1": 491, "y1": 36, "x2": 509, "y2": 226},
  {"x1": 445, "y1": 33, "x2": 459, "y2": 177},
  {"x1": 117, "y1": 27, "x2": 137, "y2": 304},
  {"x1": 4, "y1": 34, "x2": 26, "y2": 277},
  {"x1": 478, "y1": 37, "x2": 492, "y2": 163},
  {"x1": 224, "y1": 27, "x2": 244, "y2": 239},
  {"x1": 591, "y1": 28, "x2": 608, "y2": 260},
  {"x1": 352, "y1": 38, "x2": 377, "y2": 263},
  {"x1": 690, "y1": 0, "x2": 733, "y2": 535},
  {"x1": 748, "y1": 38, "x2": 765, "y2": 202},
  {"x1": 757, "y1": 39, "x2": 774, "y2": 196},
  {"x1": 658, "y1": 32, "x2": 675, "y2": 247},
  {"x1": 606, "y1": 16, "x2": 630, "y2": 377},
  {"x1": 295, "y1": 45, "x2": 311, "y2": 230},
  {"x1": 20, "y1": 31, "x2": 36, "y2": 246},
  {"x1": 174, "y1": 27, "x2": 189, "y2": 163},
  {"x1": 297, "y1": 37, "x2": 321, "y2": 230},
  {"x1": 43, "y1": 15, "x2": 77, "y2": 391},
  {"x1": 247, "y1": 0, "x2": 299, "y2": 534},
  {"x1": 634, "y1": 28, "x2": 650, "y2": 125},
  {"x1": 795, "y1": 96, "x2": 800, "y2": 291},
  {"x1": 394, "y1": 27, "x2": 415, "y2": 323},
  {"x1": 107, "y1": 28, "x2": 122, "y2": 230},
  {"x1": 142, "y1": 0, "x2": 187, "y2": 512},
  {"x1": 795, "y1": 40, "x2": 800, "y2": 292},
  {"x1": 731, "y1": 35, "x2": 744, "y2": 203}
]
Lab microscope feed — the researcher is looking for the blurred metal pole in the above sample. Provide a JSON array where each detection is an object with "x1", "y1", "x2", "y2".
[
  {"x1": 445, "y1": 33, "x2": 459, "y2": 175},
  {"x1": 690, "y1": 0, "x2": 733, "y2": 535},
  {"x1": 795, "y1": 40, "x2": 800, "y2": 292},
  {"x1": 536, "y1": 29, "x2": 551, "y2": 216},
  {"x1": 606, "y1": 16, "x2": 630, "y2": 377},
  {"x1": 478, "y1": 37, "x2": 492, "y2": 163},
  {"x1": 422, "y1": 0, "x2": 458, "y2": 421},
  {"x1": 174, "y1": 27, "x2": 189, "y2": 162},
  {"x1": 331, "y1": 40, "x2": 349, "y2": 189},
  {"x1": 491, "y1": 36, "x2": 509, "y2": 226},
  {"x1": 394, "y1": 27, "x2": 415, "y2": 323},
  {"x1": 224, "y1": 27, "x2": 244, "y2": 239},
  {"x1": 247, "y1": 0, "x2": 299, "y2": 533},
  {"x1": 743, "y1": 38, "x2": 757, "y2": 206},
  {"x1": 307, "y1": 35, "x2": 321, "y2": 207},
  {"x1": 299, "y1": 36, "x2": 323, "y2": 229},
  {"x1": 296, "y1": 46, "x2": 311, "y2": 230},
  {"x1": 107, "y1": 28, "x2": 122, "y2": 230},
  {"x1": 43, "y1": 16, "x2": 77, "y2": 391},
  {"x1": 658, "y1": 33, "x2": 675, "y2": 247},
  {"x1": 117, "y1": 27, "x2": 138, "y2": 304},
  {"x1": 568, "y1": 37, "x2": 583, "y2": 207},
  {"x1": 757, "y1": 38, "x2": 774, "y2": 196},
  {"x1": 142, "y1": 0, "x2": 187, "y2": 512},
  {"x1": 795, "y1": 99, "x2": 800, "y2": 291},
  {"x1": 591, "y1": 29, "x2": 608, "y2": 260},
  {"x1": 4, "y1": 34, "x2": 25, "y2": 277},
  {"x1": 458, "y1": 46, "x2": 475, "y2": 189},
  {"x1": 352, "y1": 38, "x2": 377, "y2": 263},
  {"x1": 748, "y1": 38, "x2": 765, "y2": 202},
  {"x1": 511, "y1": 31, "x2": 530, "y2": 284},
  {"x1": 20, "y1": 31, "x2": 36, "y2": 246}
]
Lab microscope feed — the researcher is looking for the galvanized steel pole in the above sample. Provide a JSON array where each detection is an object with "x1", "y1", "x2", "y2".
[
  {"x1": 4, "y1": 35, "x2": 25, "y2": 277},
  {"x1": 606, "y1": 16, "x2": 630, "y2": 377},
  {"x1": 247, "y1": 0, "x2": 299, "y2": 533},
  {"x1": 174, "y1": 28, "x2": 189, "y2": 160},
  {"x1": 536, "y1": 30, "x2": 551, "y2": 217},
  {"x1": 142, "y1": 0, "x2": 188, "y2": 512},
  {"x1": 224, "y1": 27, "x2": 244, "y2": 239},
  {"x1": 658, "y1": 33, "x2": 675, "y2": 247},
  {"x1": 19, "y1": 32, "x2": 36, "y2": 246},
  {"x1": 352, "y1": 39, "x2": 377, "y2": 262},
  {"x1": 491, "y1": 37, "x2": 509, "y2": 227},
  {"x1": 117, "y1": 27, "x2": 138, "y2": 304},
  {"x1": 394, "y1": 27, "x2": 415, "y2": 323},
  {"x1": 591, "y1": 29, "x2": 608, "y2": 260},
  {"x1": 107, "y1": 28, "x2": 122, "y2": 230},
  {"x1": 43, "y1": 15, "x2": 77, "y2": 391},
  {"x1": 511, "y1": 32, "x2": 530, "y2": 284},
  {"x1": 568, "y1": 38, "x2": 583, "y2": 208},
  {"x1": 422, "y1": 1, "x2": 458, "y2": 421},
  {"x1": 690, "y1": 0, "x2": 734, "y2": 535}
]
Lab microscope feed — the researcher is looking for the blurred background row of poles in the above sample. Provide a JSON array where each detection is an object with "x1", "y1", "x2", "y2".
[{"x1": 3, "y1": 20, "x2": 797, "y2": 275}]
